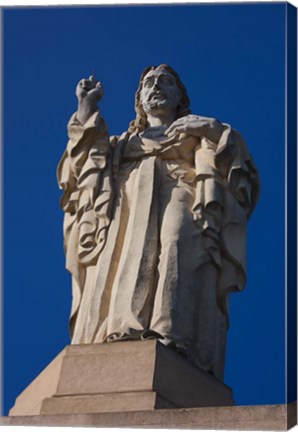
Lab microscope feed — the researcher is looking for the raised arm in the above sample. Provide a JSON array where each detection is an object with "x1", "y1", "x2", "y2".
[{"x1": 58, "y1": 76, "x2": 113, "y2": 281}]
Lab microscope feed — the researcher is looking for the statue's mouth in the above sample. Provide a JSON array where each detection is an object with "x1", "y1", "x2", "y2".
[{"x1": 149, "y1": 92, "x2": 165, "y2": 100}]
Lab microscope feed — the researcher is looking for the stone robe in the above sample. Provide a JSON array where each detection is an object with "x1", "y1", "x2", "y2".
[{"x1": 58, "y1": 111, "x2": 259, "y2": 381}]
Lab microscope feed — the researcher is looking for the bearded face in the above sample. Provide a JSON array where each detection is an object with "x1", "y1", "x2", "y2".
[{"x1": 140, "y1": 69, "x2": 181, "y2": 117}]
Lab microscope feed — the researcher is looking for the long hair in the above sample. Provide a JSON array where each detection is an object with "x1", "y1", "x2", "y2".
[{"x1": 128, "y1": 64, "x2": 191, "y2": 134}]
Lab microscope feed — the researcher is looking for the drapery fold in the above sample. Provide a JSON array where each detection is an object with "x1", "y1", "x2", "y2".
[{"x1": 58, "y1": 112, "x2": 259, "y2": 379}]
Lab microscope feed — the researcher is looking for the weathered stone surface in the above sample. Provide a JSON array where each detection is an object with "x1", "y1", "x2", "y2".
[
  {"x1": 154, "y1": 340, "x2": 233, "y2": 408},
  {"x1": 41, "y1": 392, "x2": 176, "y2": 415},
  {"x1": 9, "y1": 348, "x2": 66, "y2": 416},
  {"x1": 55, "y1": 341, "x2": 157, "y2": 396},
  {"x1": 3, "y1": 402, "x2": 297, "y2": 430},
  {"x1": 9, "y1": 341, "x2": 233, "y2": 417},
  {"x1": 58, "y1": 65, "x2": 260, "y2": 382}
]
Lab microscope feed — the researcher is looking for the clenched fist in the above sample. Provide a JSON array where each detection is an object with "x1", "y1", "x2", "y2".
[{"x1": 76, "y1": 75, "x2": 104, "y2": 125}]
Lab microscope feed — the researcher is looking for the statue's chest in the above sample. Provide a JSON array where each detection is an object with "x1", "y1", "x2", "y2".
[{"x1": 124, "y1": 133, "x2": 198, "y2": 164}]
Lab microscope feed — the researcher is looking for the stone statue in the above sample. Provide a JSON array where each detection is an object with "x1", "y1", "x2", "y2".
[{"x1": 58, "y1": 64, "x2": 259, "y2": 381}]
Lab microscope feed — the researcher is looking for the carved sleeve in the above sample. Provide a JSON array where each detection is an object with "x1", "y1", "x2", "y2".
[
  {"x1": 191, "y1": 134, "x2": 225, "y2": 268},
  {"x1": 57, "y1": 110, "x2": 113, "y2": 266},
  {"x1": 192, "y1": 124, "x2": 259, "y2": 269}
]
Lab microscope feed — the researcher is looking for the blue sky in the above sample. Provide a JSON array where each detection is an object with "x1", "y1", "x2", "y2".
[{"x1": 2, "y1": 3, "x2": 291, "y2": 415}]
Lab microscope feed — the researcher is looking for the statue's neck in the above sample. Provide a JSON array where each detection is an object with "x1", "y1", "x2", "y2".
[
  {"x1": 141, "y1": 124, "x2": 167, "y2": 139},
  {"x1": 146, "y1": 112, "x2": 176, "y2": 128}
]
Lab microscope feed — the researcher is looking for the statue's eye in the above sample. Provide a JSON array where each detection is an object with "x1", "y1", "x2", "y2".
[
  {"x1": 143, "y1": 79, "x2": 154, "y2": 88},
  {"x1": 160, "y1": 75, "x2": 174, "y2": 86}
]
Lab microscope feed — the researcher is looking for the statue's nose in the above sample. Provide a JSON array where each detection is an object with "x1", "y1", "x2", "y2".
[{"x1": 153, "y1": 80, "x2": 160, "y2": 90}]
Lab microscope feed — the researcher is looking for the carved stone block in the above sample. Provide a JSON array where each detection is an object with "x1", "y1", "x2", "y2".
[{"x1": 10, "y1": 340, "x2": 234, "y2": 417}]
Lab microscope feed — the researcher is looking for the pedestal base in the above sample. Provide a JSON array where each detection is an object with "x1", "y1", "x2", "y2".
[
  {"x1": 9, "y1": 340, "x2": 233, "y2": 417},
  {"x1": 4, "y1": 403, "x2": 297, "y2": 430}
]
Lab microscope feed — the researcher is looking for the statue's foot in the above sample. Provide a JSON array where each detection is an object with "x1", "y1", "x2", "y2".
[
  {"x1": 106, "y1": 332, "x2": 137, "y2": 342},
  {"x1": 141, "y1": 329, "x2": 163, "y2": 340},
  {"x1": 139, "y1": 328, "x2": 188, "y2": 356}
]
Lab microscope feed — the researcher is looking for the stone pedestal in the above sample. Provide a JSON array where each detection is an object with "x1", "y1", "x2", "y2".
[
  {"x1": 9, "y1": 340, "x2": 234, "y2": 417},
  {"x1": 3, "y1": 403, "x2": 297, "y2": 430}
]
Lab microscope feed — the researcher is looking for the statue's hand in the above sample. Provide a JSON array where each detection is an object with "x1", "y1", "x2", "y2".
[
  {"x1": 76, "y1": 75, "x2": 104, "y2": 103},
  {"x1": 165, "y1": 114, "x2": 224, "y2": 143},
  {"x1": 76, "y1": 76, "x2": 104, "y2": 124}
]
